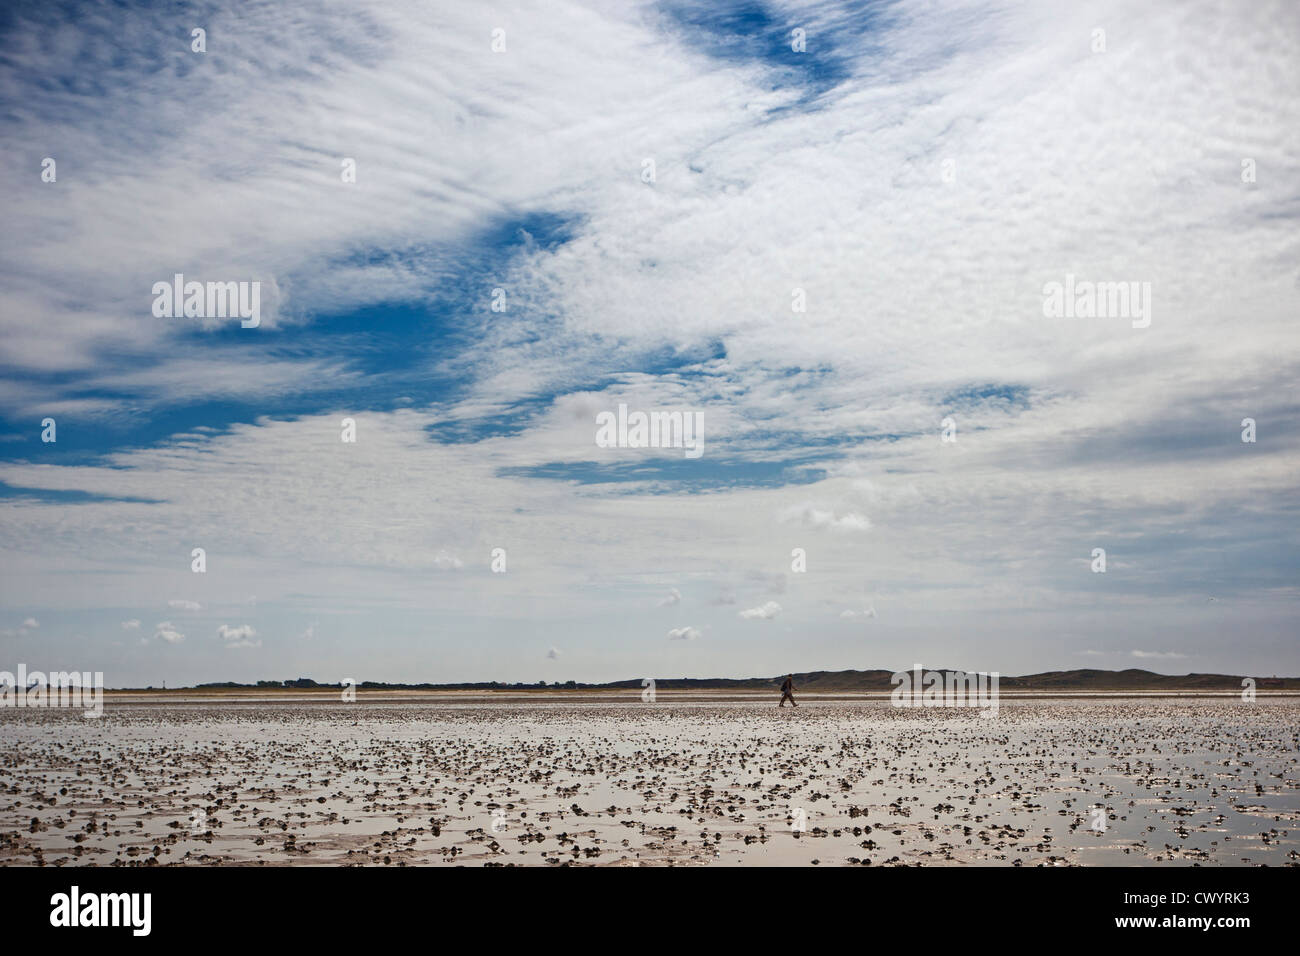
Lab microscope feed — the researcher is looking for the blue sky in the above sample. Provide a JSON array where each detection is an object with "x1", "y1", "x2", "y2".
[{"x1": 1, "y1": 0, "x2": 1298, "y2": 686}]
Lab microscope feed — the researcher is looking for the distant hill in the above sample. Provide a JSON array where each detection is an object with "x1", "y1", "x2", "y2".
[
  {"x1": 611, "y1": 668, "x2": 1299, "y2": 691},
  {"x1": 997, "y1": 668, "x2": 1298, "y2": 690},
  {"x1": 177, "y1": 667, "x2": 1300, "y2": 692}
]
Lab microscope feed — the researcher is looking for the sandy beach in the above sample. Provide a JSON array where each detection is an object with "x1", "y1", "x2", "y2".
[{"x1": 2, "y1": 693, "x2": 1296, "y2": 867}]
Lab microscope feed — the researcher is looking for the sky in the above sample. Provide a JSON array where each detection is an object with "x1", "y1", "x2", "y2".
[{"x1": 0, "y1": 0, "x2": 1297, "y2": 687}]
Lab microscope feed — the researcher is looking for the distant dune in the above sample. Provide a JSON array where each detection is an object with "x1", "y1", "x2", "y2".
[{"x1": 606, "y1": 668, "x2": 1299, "y2": 692}]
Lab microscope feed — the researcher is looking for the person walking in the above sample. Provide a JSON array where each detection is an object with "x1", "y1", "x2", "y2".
[{"x1": 779, "y1": 674, "x2": 797, "y2": 708}]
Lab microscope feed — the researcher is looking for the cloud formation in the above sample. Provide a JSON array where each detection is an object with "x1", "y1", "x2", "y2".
[
  {"x1": 217, "y1": 624, "x2": 260, "y2": 649},
  {"x1": 153, "y1": 622, "x2": 185, "y2": 645},
  {"x1": 0, "y1": 0, "x2": 1296, "y2": 683},
  {"x1": 739, "y1": 601, "x2": 783, "y2": 621}
]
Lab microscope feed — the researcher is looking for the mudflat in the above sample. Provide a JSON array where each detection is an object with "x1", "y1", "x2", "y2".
[{"x1": 2, "y1": 694, "x2": 1296, "y2": 866}]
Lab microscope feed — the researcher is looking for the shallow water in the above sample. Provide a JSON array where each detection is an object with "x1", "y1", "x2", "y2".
[{"x1": 2, "y1": 696, "x2": 1296, "y2": 866}]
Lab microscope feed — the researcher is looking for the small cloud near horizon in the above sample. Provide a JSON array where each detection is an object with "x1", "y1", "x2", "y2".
[
  {"x1": 153, "y1": 622, "x2": 185, "y2": 644},
  {"x1": 217, "y1": 624, "x2": 260, "y2": 649},
  {"x1": 739, "y1": 601, "x2": 782, "y2": 621}
]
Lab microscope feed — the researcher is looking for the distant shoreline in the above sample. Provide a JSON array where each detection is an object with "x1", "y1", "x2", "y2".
[
  {"x1": 93, "y1": 687, "x2": 1300, "y2": 703},
  {"x1": 99, "y1": 666, "x2": 1300, "y2": 694}
]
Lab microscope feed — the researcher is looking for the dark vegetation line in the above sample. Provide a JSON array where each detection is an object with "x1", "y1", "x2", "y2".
[{"x1": 133, "y1": 667, "x2": 1300, "y2": 692}]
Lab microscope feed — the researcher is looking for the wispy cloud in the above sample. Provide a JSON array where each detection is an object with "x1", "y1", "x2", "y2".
[{"x1": 1, "y1": 617, "x2": 39, "y2": 638}]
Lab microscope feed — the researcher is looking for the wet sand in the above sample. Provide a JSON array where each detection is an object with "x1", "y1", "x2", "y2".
[{"x1": 2, "y1": 694, "x2": 1296, "y2": 866}]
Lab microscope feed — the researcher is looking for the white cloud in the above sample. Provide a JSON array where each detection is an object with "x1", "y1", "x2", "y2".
[
  {"x1": 839, "y1": 607, "x2": 877, "y2": 619},
  {"x1": 657, "y1": 588, "x2": 681, "y2": 607},
  {"x1": 121, "y1": 619, "x2": 141, "y2": 630},
  {"x1": 779, "y1": 506, "x2": 871, "y2": 534},
  {"x1": 168, "y1": 599, "x2": 202, "y2": 611},
  {"x1": 667, "y1": 626, "x2": 700, "y2": 641},
  {"x1": 1131, "y1": 650, "x2": 1188, "y2": 660},
  {"x1": 2, "y1": 617, "x2": 39, "y2": 638},
  {"x1": 739, "y1": 601, "x2": 782, "y2": 621},
  {"x1": 217, "y1": 624, "x2": 260, "y2": 649},
  {"x1": 153, "y1": 622, "x2": 185, "y2": 644}
]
